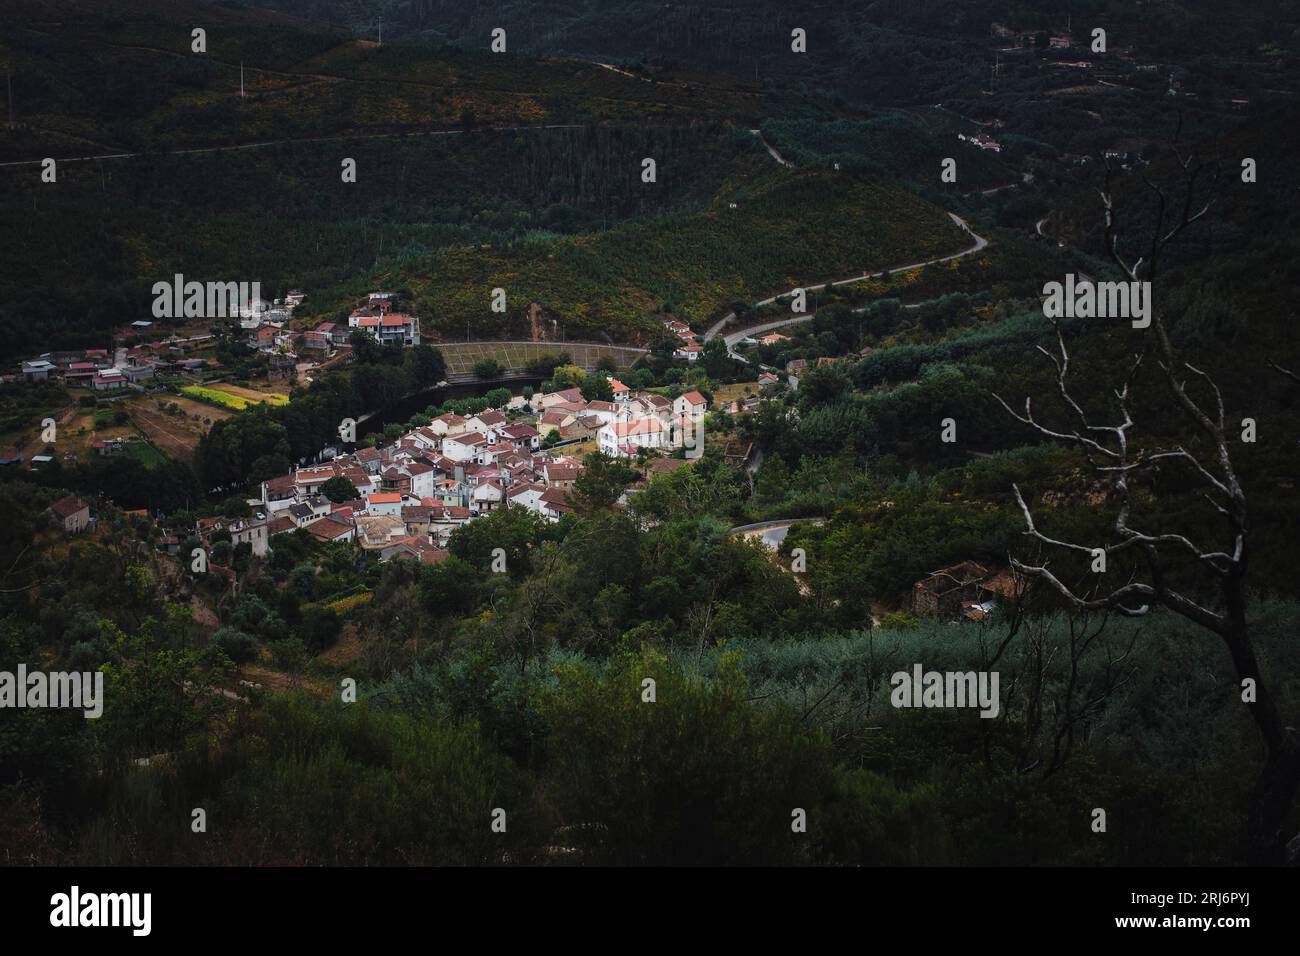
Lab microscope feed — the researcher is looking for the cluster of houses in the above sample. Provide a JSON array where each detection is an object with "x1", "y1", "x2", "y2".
[
  {"x1": 538, "y1": 383, "x2": 708, "y2": 458},
  {"x1": 299, "y1": 292, "x2": 421, "y2": 358},
  {"x1": 664, "y1": 317, "x2": 703, "y2": 363},
  {"x1": 14, "y1": 345, "x2": 202, "y2": 391},
  {"x1": 195, "y1": 378, "x2": 708, "y2": 565},
  {"x1": 247, "y1": 291, "x2": 421, "y2": 380},
  {"x1": 221, "y1": 428, "x2": 579, "y2": 563},
  {"x1": 957, "y1": 131, "x2": 1003, "y2": 153},
  {"x1": 240, "y1": 291, "x2": 305, "y2": 382},
  {"x1": 10, "y1": 293, "x2": 308, "y2": 390}
]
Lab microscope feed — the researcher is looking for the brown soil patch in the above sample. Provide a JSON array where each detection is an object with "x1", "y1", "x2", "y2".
[
  {"x1": 318, "y1": 621, "x2": 366, "y2": 665},
  {"x1": 126, "y1": 396, "x2": 228, "y2": 460}
]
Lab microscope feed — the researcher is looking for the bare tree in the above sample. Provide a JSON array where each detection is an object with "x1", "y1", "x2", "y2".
[
  {"x1": 1269, "y1": 361, "x2": 1300, "y2": 386},
  {"x1": 994, "y1": 147, "x2": 1298, "y2": 864}
]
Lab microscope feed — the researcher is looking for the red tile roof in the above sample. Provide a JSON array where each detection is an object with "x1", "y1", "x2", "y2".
[{"x1": 49, "y1": 495, "x2": 87, "y2": 519}]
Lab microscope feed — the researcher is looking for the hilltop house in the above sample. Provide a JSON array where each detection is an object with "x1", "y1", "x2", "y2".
[{"x1": 48, "y1": 495, "x2": 90, "y2": 533}]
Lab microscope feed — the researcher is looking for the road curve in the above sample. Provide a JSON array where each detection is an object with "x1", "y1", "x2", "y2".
[{"x1": 705, "y1": 212, "x2": 990, "y2": 357}]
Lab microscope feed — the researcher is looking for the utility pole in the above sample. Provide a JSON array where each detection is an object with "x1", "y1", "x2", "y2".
[
  {"x1": 7, "y1": 72, "x2": 13, "y2": 128},
  {"x1": 379, "y1": 15, "x2": 382, "y2": 47},
  {"x1": 240, "y1": 61, "x2": 245, "y2": 99}
]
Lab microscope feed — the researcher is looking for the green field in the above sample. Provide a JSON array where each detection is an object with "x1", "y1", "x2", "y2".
[
  {"x1": 123, "y1": 439, "x2": 168, "y2": 466},
  {"x1": 181, "y1": 385, "x2": 289, "y2": 410}
]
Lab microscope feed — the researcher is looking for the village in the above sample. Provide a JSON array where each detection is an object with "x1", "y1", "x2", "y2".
[
  {"x1": 5, "y1": 271, "x2": 1030, "y2": 626},
  {"x1": 203, "y1": 371, "x2": 712, "y2": 565},
  {"x1": 14, "y1": 361, "x2": 715, "y2": 569}
]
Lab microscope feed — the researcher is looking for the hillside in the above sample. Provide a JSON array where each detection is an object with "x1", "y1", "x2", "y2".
[
  {"x1": 1, "y1": 0, "x2": 762, "y2": 161},
  {"x1": 321, "y1": 160, "x2": 971, "y2": 342},
  {"x1": 0, "y1": 124, "x2": 764, "y2": 358},
  {"x1": 239, "y1": 0, "x2": 1300, "y2": 107},
  {"x1": 0, "y1": 0, "x2": 974, "y2": 356}
]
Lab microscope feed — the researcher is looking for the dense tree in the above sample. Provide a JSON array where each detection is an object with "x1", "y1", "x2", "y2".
[{"x1": 320, "y1": 476, "x2": 360, "y2": 503}]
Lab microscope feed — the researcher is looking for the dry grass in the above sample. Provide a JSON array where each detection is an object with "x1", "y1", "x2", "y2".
[{"x1": 711, "y1": 382, "x2": 761, "y2": 405}]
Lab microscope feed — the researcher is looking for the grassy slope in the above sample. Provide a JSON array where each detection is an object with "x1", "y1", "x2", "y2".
[{"x1": 359, "y1": 159, "x2": 971, "y2": 342}]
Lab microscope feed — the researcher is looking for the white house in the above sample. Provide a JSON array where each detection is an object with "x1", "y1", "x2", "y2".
[
  {"x1": 262, "y1": 474, "x2": 298, "y2": 513},
  {"x1": 428, "y1": 414, "x2": 467, "y2": 437},
  {"x1": 442, "y1": 432, "x2": 487, "y2": 463},
  {"x1": 634, "y1": 393, "x2": 673, "y2": 421},
  {"x1": 465, "y1": 409, "x2": 507, "y2": 435},
  {"x1": 598, "y1": 418, "x2": 665, "y2": 458},
  {"x1": 506, "y1": 482, "x2": 548, "y2": 514},
  {"x1": 471, "y1": 480, "x2": 504, "y2": 513},
  {"x1": 407, "y1": 427, "x2": 442, "y2": 453},
  {"x1": 608, "y1": 378, "x2": 631, "y2": 403},
  {"x1": 349, "y1": 313, "x2": 421, "y2": 347},
  {"x1": 580, "y1": 401, "x2": 619, "y2": 426},
  {"x1": 303, "y1": 514, "x2": 356, "y2": 544},
  {"x1": 479, "y1": 442, "x2": 516, "y2": 466},
  {"x1": 365, "y1": 492, "x2": 405, "y2": 517},
  {"x1": 294, "y1": 466, "x2": 337, "y2": 497},
  {"x1": 406, "y1": 463, "x2": 437, "y2": 499},
  {"x1": 673, "y1": 390, "x2": 708, "y2": 423}
]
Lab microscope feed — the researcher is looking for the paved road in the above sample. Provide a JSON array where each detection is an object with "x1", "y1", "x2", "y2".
[
  {"x1": 1036, "y1": 211, "x2": 1066, "y2": 247},
  {"x1": 706, "y1": 212, "x2": 990, "y2": 359},
  {"x1": 978, "y1": 170, "x2": 1035, "y2": 196}
]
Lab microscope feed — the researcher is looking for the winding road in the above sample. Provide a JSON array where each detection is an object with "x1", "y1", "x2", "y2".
[{"x1": 704, "y1": 212, "x2": 990, "y2": 359}]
